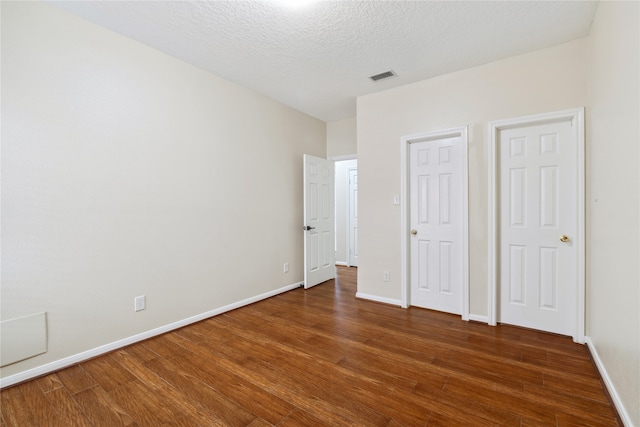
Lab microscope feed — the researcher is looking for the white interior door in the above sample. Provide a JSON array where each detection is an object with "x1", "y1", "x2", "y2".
[
  {"x1": 410, "y1": 135, "x2": 465, "y2": 314},
  {"x1": 304, "y1": 154, "x2": 335, "y2": 289},
  {"x1": 498, "y1": 119, "x2": 578, "y2": 336},
  {"x1": 348, "y1": 168, "x2": 358, "y2": 267}
]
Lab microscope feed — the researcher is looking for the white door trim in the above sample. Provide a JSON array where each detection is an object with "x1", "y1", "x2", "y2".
[
  {"x1": 488, "y1": 108, "x2": 585, "y2": 343},
  {"x1": 400, "y1": 126, "x2": 469, "y2": 320},
  {"x1": 347, "y1": 166, "x2": 358, "y2": 267},
  {"x1": 328, "y1": 154, "x2": 357, "y2": 162}
]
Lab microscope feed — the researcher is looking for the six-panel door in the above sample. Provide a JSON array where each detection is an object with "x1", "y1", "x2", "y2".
[
  {"x1": 304, "y1": 154, "x2": 335, "y2": 288},
  {"x1": 499, "y1": 120, "x2": 577, "y2": 336},
  {"x1": 410, "y1": 136, "x2": 464, "y2": 314}
]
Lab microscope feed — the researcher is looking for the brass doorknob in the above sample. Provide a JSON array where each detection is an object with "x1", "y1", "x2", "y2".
[
  {"x1": 410, "y1": 229, "x2": 418, "y2": 235},
  {"x1": 560, "y1": 234, "x2": 570, "y2": 243}
]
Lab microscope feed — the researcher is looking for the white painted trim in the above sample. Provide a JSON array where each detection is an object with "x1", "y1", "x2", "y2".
[
  {"x1": 468, "y1": 314, "x2": 489, "y2": 324},
  {"x1": 400, "y1": 135, "x2": 410, "y2": 309},
  {"x1": 575, "y1": 109, "x2": 586, "y2": 344},
  {"x1": 400, "y1": 126, "x2": 469, "y2": 319},
  {"x1": 461, "y1": 128, "x2": 470, "y2": 321},
  {"x1": 584, "y1": 337, "x2": 632, "y2": 426},
  {"x1": 328, "y1": 154, "x2": 357, "y2": 162},
  {"x1": 488, "y1": 108, "x2": 585, "y2": 342},
  {"x1": 356, "y1": 292, "x2": 402, "y2": 307},
  {"x1": 488, "y1": 120, "x2": 498, "y2": 326},
  {"x1": 347, "y1": 166, "x2": 358, "y2": 267},
  {"x1": 0, "y1": 281, "x2": 303, "y2": 389},
  {"x1": 335, "y1": 261, "x2": 348, "y2": 267}
]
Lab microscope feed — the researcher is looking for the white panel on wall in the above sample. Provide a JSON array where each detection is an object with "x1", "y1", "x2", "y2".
[{"x1": 0, "y1": 313, "x2": 48, "y2": 367}]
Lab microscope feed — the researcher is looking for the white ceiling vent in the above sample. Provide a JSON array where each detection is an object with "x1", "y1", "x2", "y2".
[{"x1": 369, "y1": 70, "x2": 396, "y2": 82}]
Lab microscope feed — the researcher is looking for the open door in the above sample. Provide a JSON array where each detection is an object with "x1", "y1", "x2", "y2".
[{"x1": 303, "y1": 154, "x2": 335, "y2": 288}]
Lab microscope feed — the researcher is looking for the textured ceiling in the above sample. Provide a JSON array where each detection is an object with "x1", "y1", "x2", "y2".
[{"x1": 49, "y1": 1, "x2": 598, "y2": 122}]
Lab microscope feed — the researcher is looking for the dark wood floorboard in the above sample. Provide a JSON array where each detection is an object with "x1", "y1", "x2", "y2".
[{"x1": 1, "y1": 266, "x2": 621, "y2": 426}]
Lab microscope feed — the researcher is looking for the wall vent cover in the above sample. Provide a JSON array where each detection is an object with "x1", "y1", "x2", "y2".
[{"x1": 369, "y1": 70, "x2": 396, "y2": 82}]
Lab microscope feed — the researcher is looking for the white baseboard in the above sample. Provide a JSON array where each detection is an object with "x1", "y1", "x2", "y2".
[
  {"x1": 584, "y1": 336, "x2": 633, "y2": 426},
  {"x1": 355, "y1": 292, "x2": 402, "y2": 307},
  {"x1": 0, "y1": 281, "x2": 304, "y2": 389},
  {"x1": 335, "y1": 261, "x2": 348, "y2": 266},
  {"x1": 468, "y1": 314, "x2": 489, "y2": 324}
]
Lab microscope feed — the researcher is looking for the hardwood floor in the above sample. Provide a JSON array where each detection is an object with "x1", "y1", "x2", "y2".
[{"x1": 1, "y1": 266, "x2": 620, "y2": 426}]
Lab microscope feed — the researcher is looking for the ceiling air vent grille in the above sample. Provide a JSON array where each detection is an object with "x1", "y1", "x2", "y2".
[{"x1": 369, "y1": 70, "x2": 396, "y2": 82}]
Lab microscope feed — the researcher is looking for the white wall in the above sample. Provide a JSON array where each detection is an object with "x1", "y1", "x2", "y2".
[
  {"x1": 327, "y1": 117, "x2": 356, "y2": 158},
  {"x1": 357, "y1": 39, "x2": 587, "y2": 314},
  {"x1": 1, "y1": 1, "x2": 326, "y2": 380},
  {"x1": 334, "y1": 159, "x2": 357, "y2": 265},
  {"x1": 586, "y1": 2, "x2": 639, "y2": 424}
]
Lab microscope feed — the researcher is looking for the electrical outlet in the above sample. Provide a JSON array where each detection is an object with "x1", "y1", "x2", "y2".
[
  {"x1": 283, "y1": 262, "x2": 289, "y2": 273},
  {"x1": 134, "y1": 295, "x2": 146, "y2": 312},
  {"x1": 383, "y1": 271, "x2": 390, "y2": 282}
]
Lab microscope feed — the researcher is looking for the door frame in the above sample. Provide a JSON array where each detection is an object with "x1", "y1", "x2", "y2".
[
  {"x1": 400, "y1": 126, "x2": 469, "y2": 320},
  {"x1": 330, "y1": 155, "x2": 357, "y2": 267},
  {"x1": 347, "y1": 166, "x2": 358, "y2": 267},
  {"x1": 487, "y1": 108, "x2": 585, "y2": 343}
]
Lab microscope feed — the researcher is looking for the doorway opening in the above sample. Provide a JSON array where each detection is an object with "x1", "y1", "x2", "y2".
[{"x1": 333, "y1": 158, "x2": 358, "y2": 268}]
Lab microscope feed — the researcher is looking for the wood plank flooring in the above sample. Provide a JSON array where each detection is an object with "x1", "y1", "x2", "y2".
[{"x1": 1, "y1": 266, "x2": 620, "y2": 426}]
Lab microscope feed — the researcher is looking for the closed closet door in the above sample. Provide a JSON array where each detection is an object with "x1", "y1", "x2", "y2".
[
  {"x1": 498, "y1": 119, "x2": 578, "y2": 336},
  {"x1": 410, "y1": 135, "x2": 464, "y2": 315}
]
